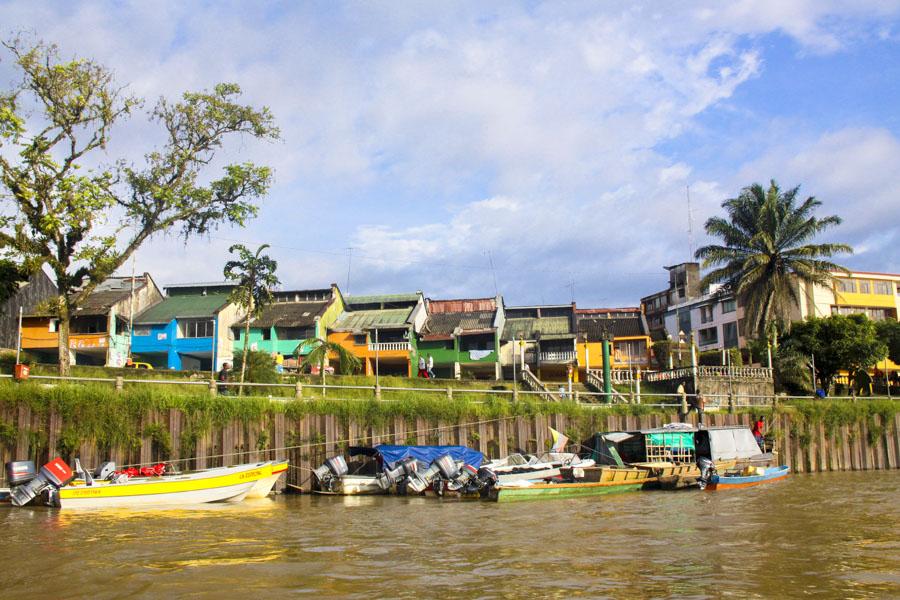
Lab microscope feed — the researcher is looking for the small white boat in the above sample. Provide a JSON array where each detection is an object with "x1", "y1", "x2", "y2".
[
  {"x1": 484, "y1": 452, "x2": 596, "y2": 484},
  {"x1": 246, "y1": 460, "x2": 289, "y2": 498}
]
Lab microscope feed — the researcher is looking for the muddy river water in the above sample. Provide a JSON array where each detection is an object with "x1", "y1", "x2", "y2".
[{"x1": 2, "y1": 471, "x2": 898, "y2": 598}]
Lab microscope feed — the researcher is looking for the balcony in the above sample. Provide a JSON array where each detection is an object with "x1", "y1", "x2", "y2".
[
  {"x1": 367, "y1": 341, "x2": 412, "y2": 352},
  {"x1": 539, "y1": 350, "x2": 576, "y2": 363}
]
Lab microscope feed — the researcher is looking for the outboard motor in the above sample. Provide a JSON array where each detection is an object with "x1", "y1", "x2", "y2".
[
  {"x1": 94, "y1": 461, "x2": 117, "y2": 481},
  {"x1": 7, "y1": 458, "x2": 74, "y2": 507},
  {"x1": 696, "y1": 457, "x2": 717, "y2": 490},
  {"x1": 313, "y1": 455, "x2": 349, "y2": 492},
  {"x1": 406, "y1": 453, "x2": 453, "y2": 493},
  {"x1": 376, "y1": 456, "x2": 417, "y2": 490}
]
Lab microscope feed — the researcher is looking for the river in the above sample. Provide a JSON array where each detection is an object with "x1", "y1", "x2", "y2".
[{"x1": 2, "y1": 471, "x2": 898, "y2": 598}]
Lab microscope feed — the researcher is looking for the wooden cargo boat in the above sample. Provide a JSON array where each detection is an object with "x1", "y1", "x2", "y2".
[{"x1": 488, "y1": 466, "x2": 652, "y2": 502}]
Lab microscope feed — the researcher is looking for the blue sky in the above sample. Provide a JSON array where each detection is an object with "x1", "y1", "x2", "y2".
[{"x1": 2, "y1": 1, "x2": 899, "y2": 306}]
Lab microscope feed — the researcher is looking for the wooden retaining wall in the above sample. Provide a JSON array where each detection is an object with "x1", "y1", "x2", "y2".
[{"x1": 1, "y1": 407, "x2": 898, "y2": 490}]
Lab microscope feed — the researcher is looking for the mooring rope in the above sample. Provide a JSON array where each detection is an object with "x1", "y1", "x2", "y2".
[{"x1": 111, "y1": 414, "x2": 528, "y2": 470}]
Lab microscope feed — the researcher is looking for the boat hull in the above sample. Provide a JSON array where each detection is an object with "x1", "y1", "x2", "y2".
[
  {"x1": 245, "y1": 460, "x2": 288, "y2": 498},
  {"x1": 490, "y1": 467, "x2": 651, "y2": 502},
  {"x1": 314, "y1": 475, "x2": 388, "y2": 496},
  {"x1": 57, "y1": 463, "x2": 272, "y2": 508},
  {"x1": 706, "y1": 465, "x2": 790, "y2": 490}
]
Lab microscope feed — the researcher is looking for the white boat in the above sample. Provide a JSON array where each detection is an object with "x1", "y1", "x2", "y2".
[
  {"x1": 484, "y1": 452, "x2": 596, "y2": 484},
  {"x1": 245, "y1": 459, "x2": 289, "y2": 498}
]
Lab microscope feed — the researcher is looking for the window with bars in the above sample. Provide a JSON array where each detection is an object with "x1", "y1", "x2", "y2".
[
  {"x1": 180, "y1": 319, "x2": 213, "y2": 338},
  {"x1": 698, "y1": 326, "x2": 718, "y2": 346},
  {"x1": 836, "y1": 278, "x2": 855, "y2": 293},
  {"x1": 699, "y1": 305, "x2": 714, "y2": 323},
  {"x1": 873, "y1": 281, "x2": 892, "y2": 295},
  {"x1": 858, "y1": 280, "x2": 871, "y2": 294},
  {"x1": 721, "y1": 299, "x2": 737, "y2": 313}
]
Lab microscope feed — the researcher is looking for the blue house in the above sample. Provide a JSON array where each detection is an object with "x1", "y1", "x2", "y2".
[{"x1": 131, "y1": 283, "x2": 238, "y2": 371}]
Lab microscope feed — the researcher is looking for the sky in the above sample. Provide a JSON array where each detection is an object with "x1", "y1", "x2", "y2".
[{"x1": 2, "y1": 1, "x2": 900, "y2": 307}]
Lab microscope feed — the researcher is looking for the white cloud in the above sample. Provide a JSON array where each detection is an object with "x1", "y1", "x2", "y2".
[{"x1": 2, "y1": 2, "x2": 899, "y2": 304}]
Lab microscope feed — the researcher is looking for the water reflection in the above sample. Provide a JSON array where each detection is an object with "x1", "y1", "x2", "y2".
[{"x1": 1, "y1": 472, "x2": 898, "y2": 598}]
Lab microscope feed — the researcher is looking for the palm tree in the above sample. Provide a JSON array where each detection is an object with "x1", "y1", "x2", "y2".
[
  {"x1": 224, "y1": 244, "x2": 280, "y2": 395},
  {"x1": 695, "y1": 180, "x2": 852, "y2": 341},
  {"x1": 298, "y1": 337, "x2": 361, "y2": 395}
]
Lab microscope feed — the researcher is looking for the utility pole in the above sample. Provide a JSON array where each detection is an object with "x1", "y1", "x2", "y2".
[
  {"x1": 345, "y1": 247, "x2": 354, "y2": 294},
  {"x1": 686, "y1": 185, "x2": 695, "y2": 261},
  {"x1": 128, "y1": 254, "x2": 136, "y2": 363},
  {"x1": 15, "y1": 306, "x2": 23, "y2": 365}
]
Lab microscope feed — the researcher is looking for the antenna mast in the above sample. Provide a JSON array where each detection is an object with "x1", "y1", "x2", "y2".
[
  {"x1": 686, "y1": 185, "x2": 695, "y2": 261},
  {"x1": 345, "y1": 247, "x2": 354, "y2": 294},
  {"x1": 487, "y1": 250, "x2": 499, "y2": 296}
]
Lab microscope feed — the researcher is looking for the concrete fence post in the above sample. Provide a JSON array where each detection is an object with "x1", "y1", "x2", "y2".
[
  {"x1": 375, "y1": 384, "x2": 382, "y2": 400},
  {"x1": 294, "y1": 380, "x2": 303, "y2": 399},
  {"x1": 446, "y1": 387, "x2": 453, "y2": 401},
  {"x1": 209, "y1": 379, "x2": 217, "y2": 397},
  {"x1": 728, "y1": 392, "x2": 735, "y2": 414},
  {"x1": 574, "y1": 391, "x2": 580, "y2": 403},
  {"x1": 513, "y1": 388, "x2": 519, "y2": 402},
  {"x1": 115, "y1": 376, "x2": 124, "y2": 393}
]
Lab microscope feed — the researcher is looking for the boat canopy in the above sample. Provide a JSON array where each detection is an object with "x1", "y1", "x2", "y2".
[
  {"x1": 706, "y1": 428, "x2": 761, "y2": 461},
  {"x1": 374, "y1": 445, "x2": 484, "y2": 469}
]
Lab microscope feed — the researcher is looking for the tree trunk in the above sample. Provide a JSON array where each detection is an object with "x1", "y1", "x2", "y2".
[
  {"x1": 57, "y1": 298, "x2": 71, "y2": 376},
  {"x1": 239, "y1": 294, "x2": 253, "y2": 397}
]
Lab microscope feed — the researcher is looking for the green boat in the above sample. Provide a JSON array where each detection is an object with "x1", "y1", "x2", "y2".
[{"x1": 487, "y1": 466, "x2": 652, "y2": 502}]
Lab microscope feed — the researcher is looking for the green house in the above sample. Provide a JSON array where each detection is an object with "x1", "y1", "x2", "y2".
[{"x1": 417, "y1": 296, "x2": 505, "y2": 380}]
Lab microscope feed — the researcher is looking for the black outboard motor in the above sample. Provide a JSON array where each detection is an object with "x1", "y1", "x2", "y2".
[
  {"x1": 696, "y1": 457, "x2": 716, "y2": 490},
  {"x1": 313, "y1": 455, "x2": 349, "y2": 492},
  {"x1": 6, "y1": 458, "x2": 74, "y2": 507}
]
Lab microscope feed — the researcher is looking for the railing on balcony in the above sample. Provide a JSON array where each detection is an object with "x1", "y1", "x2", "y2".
[
  {"x1": 587, "y1": 368, "x2": 640, "y2": 383},
  {"x1": 539, "y1": 350, "x2": 576, "y2": 363},
  {"x1": 697, "y1": 365, "x2": 773, "y2": 379},
  {"x1": 367, "y1": 342, "x2": 412, "y2": 352}
]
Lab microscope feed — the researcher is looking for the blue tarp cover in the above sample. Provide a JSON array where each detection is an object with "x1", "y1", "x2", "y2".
[{"x1": 375, "y1": 445, "x2": 484, "y2": 469}]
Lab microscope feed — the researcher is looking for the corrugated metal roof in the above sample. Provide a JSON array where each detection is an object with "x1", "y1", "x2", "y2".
[
  {"x1": 135, "y1": 293, "x2": 231, "y2": 323},
  {"x1": 242, "y1": 300, "x2": 331, "y2": 328},
  {"x1": 576, "y1": 315, "x2": 648, "y2": 340},
  {"x1": 502, "y1": 316, "x2": 574, "y2": 341},
  {"x1": 428, "y1": 298, "x2": 496, "y2": 314},
  {"x1": 332, "y1": 308, "x2": 412, "y2": 331},
  {"x1": 422, "y1": 310, "x2": 495, "y2": 337},
  {"x1": 345, "y1": 293, "x2": 420, "y2": 306}
]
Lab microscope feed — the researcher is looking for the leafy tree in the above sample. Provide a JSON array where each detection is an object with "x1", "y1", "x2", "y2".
[
  {"x1": 224, "y1": 244, "x2": 280, "y2": 395},
  {"x1": 297, "y1": 337, "x2": 361, "y2": 394},
  {"x1": 695, "y1": 181, "x2": 851, "y2": 340},
  {"x1": 0, "y1": 259, "x2": 25, "y2": 307},
  {"x1": 875, "y1": 319, "x2": 900, "y2": 365},
  {"x1": 784, "y1": 314, "x2": 887, "y2": 393},
  {"x1": 232, "y1": 350, "x2": 278, "y2": 384},
  {"x1": 0, "y1": 38, "x2": 278, "y2": 374}
]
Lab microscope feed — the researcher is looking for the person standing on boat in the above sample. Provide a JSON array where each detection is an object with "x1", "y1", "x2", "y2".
[
  {"x1": 752, "y1": 417, "x2": 765, "y2": 450},
  {"x1": 688, "y1": 392, "x2": 705, "y2": 426},
  {"x1": 217, "y1": 362, "x2": 232, "y2": 395}
]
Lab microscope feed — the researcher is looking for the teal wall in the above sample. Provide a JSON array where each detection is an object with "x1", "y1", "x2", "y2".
[{"x1": 233, "y1": 326, "x2": 316, "y2": 356}]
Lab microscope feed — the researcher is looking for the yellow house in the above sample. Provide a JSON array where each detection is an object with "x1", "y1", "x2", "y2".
[
  {"x1": 574, "y1": 308, "x2": 652, "y2": 381},
  {"x1": 793, "y1": 270, "x2": 899, "y2": 375}
]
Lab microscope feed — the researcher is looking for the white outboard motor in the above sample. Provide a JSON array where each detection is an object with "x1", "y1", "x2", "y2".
[
  {"x1": 406, "y1": 453, "x2": 454, "y2": 493},
  {"x1": 95, "y1": 461, "x2": 117, "y2": 481},
  {"x1": 313, "y1": 455, "x2": 349, "y2": 492},
  {"x1": 6, "y1": 458, "x2": 74, "y2": 507},
  {"x1": 696, "y1": 457, "x2": 716, "y2": 490},
  {"x1": 376, "y1": 456, "x2": 418, "y2": 490}
]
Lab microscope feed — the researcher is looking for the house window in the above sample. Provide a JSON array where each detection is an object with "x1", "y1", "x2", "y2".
[
  {"x1": 721, "y1": 299, "x2": 736, "y2": 313},
  {"x1": 698, "y1": 327, "x2": 718, "y2": 346},
  {"x1": 353, "y1": 334, "x2": 367, "y2": 345},
  {"x1": 873, "y1": 281, "x2": 892, "y2": 295},
  {"x1": 699, "y1": 305, "x2": 714, "y2": 324},
  {"x1": 677, "y1": 311, "x2": 692, "y2": 337},
  {"x1": 133, "y1": 327, "x2": 151, "y2": 337},
  {"x1": 858, "y1": 280, "x2": 871, "y2": 294},
  {"x1": 181, "y1": 319, "x2": 213, "y2": 338},
  {"x1": 276, "y1": 327, "x2": 315, "y2": 340},
  {"x1": 836, "y1": 278, "x2": 855, "y2": 293},
  {"x1": 722, "y1": 322, "x2": 738, "y2": 348},
  {"x1": 49, "y1": 319, "x2": 58, "y2": 333},
  {"x1": 261, "y1": 329, "x2": 271, "y2": 341}
]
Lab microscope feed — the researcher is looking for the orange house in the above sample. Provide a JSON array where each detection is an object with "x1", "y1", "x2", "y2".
[{"x1": 327, "y1": 293, "x2": 426, "y2": 377}]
